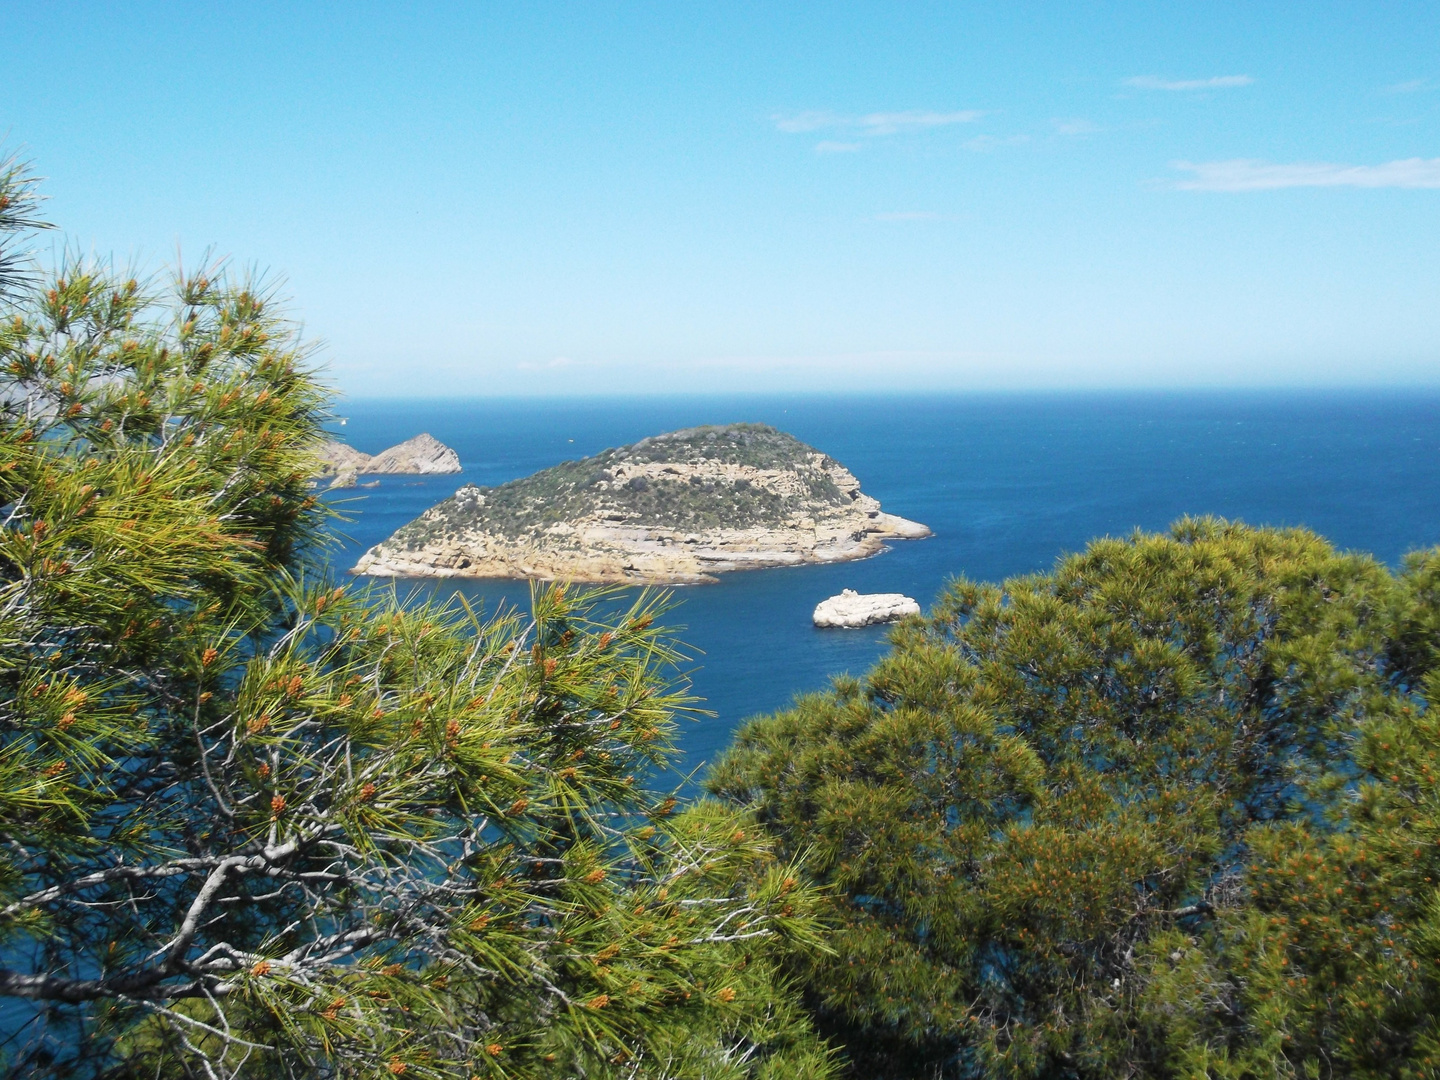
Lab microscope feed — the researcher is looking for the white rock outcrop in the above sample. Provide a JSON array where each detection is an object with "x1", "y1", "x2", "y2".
[{"x1": 813, "y1": 589, "x2": 920, "y2": 628}]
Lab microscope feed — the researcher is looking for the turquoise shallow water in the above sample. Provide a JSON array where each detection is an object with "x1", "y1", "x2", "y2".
[{"x1": 326, "y1": 391, "x2": 1440, "y2": 777}]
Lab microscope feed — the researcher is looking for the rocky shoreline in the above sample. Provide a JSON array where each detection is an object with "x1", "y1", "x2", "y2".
[{"x1": 351, "y1": 424, "x2": 930, "y2": 584}]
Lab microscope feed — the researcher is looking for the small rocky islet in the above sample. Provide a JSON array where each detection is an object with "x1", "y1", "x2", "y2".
[
  {"x1": 317, "y1": 432, "x2": 462, "y2": 488},
  {"x1": 351, "y1": 423, "x2": 930, "y2": 584},
  {"x1": 812, "y1": 589, "x2": 921, "y2": 628}
]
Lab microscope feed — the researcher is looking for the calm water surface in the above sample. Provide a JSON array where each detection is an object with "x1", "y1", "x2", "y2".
[{"x1": 325, "y1": 392, "x2": 1440, "y2": 777}]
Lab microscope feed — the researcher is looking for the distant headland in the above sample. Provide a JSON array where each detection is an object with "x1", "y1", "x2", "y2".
[
  {"x1": 351, "y1": 423, "x2": 930, "y2": 583},
  {"x1": 317, "y1": 433, "x2": 462, "y2": 488}
]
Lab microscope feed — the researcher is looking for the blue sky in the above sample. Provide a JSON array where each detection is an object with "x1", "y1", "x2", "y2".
[{"x1": 3, "y1": 2, "x2": 1438, "y2": 396}]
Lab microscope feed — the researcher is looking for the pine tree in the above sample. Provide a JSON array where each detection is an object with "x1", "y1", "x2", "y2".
[
  {"x1": 711, "y1": 519, "x2": 1440, "y2": 1079},
  {"x1": 0, "y1": 158, "x2": 835, "y2": 1079}
]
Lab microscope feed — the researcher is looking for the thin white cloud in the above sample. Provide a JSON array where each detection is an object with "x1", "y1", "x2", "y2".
[
  {"x1": 963, "y1": 134, "x2": 1029, "y2": 152},
  {"x1": 1053, "y1": 117, "x2": 1100, "y2": 136},
  {"x1": 774, "y1": 110, "x2": 842, "y2": 133},
  {"x1": 854, "y1": 110, "x2": 985, "y2": 135},
  {"x1": 773, "y1": 109, "x2": 983, "y2": 138},
  {"x1": 1125, "y1": 74, "x2": 1253, "y2": 91},
  {"x1": 815, "y1": 140, "x2": 861, "y2": 154},
  {"x1": 1171, "y1": 157, "x2": 1440, "y2": 190},
  {"x1": 1383, "y1": 78, "x2": 1433, "y2": 94},
  {"x1": 874, "y1": 211, "x2": 942, "y2": 221}
]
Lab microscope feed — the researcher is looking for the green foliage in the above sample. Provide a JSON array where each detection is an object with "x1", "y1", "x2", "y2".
[
  {"x1": 392, "y1": 423, "x2": 848, "y2": 547},
  {"x1": 0, "y1": 165, "x2": 834, "y2": 1078},
  {"x1": 0, "y1": 154, "x2": 52, "y2": 299},
  {"x1": 711, "y1": 519, "x2": 1440, "y2": 1079}
]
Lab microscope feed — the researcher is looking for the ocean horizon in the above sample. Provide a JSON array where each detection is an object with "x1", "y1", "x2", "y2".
[{"x1": 322, "y1": 389, "x2": 1440, "y2": 780}]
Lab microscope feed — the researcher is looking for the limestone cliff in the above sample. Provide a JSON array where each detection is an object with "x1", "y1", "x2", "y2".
[{"x1": 351, "y1": 423, "x2": 930, "y2": 584}]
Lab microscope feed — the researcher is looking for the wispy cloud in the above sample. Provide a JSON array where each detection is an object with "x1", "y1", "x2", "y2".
[
  {"x1": 874, "y1": 211, "x2": 943, "y2": 222},
  {"x1": 963, "y1": 134, "x2": 1029, "y2": 152},
  {"x1": 1125, "y1": 74, "x2": 1253, "y2": 91},
  {"x1": 1171, "y1": 157, "x2": 1440, "y2": 190},
  {"x1": 855, "y1": 110, "x2": 985, "y2": 135},
  {"x1": 774, "y1": 110, "x2": 842, "y2": 133},
  {"x1": 815, "y1": 140, "x2": 861, "y2": 154},
  {"x1": 1383, "y1": 78, "x2": 1433, "y2": 94},
  {"x1": 1053, "y1": 117, "x2": 1100, "y2": 136},
  {"x1": 773, "y1": 109, "x2": 984, "y2": 137}
]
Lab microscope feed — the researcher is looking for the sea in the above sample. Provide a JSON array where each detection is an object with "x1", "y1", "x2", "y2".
[{"x1": 324, "y1": 391, "x2": 1440, "y2": 782}]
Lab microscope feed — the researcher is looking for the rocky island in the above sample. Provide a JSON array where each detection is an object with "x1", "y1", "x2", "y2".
[
  {"x1": 351, "y1": 423, "x2": 930, "y2": 583},
  {"x1": 317, "y1": 433, "x2": 461, "y2": 488},
  {"x1": 813, "y1": 589, "x2": 921, "y2": 628}
]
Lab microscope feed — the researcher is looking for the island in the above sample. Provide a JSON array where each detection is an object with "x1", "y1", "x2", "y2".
[
  {"x1": 351, "y1": 423, "x2": 930, "y2": 583},
  {"x1": 317, "y1": 433, "x2": 461, "y2": 488}
]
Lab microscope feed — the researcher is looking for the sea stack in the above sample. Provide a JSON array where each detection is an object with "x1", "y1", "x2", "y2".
[{"x1": 352, "y1": 423, "x2": 930, "y2": 583}]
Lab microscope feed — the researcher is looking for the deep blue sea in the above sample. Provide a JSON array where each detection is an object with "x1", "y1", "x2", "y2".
[{"x1": 325, "y1": 392, "x2": 1440, "y2": 779}]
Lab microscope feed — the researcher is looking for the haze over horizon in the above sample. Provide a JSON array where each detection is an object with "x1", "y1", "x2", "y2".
[{"x1": 3, "y1": 2, "x2": 1438, "y2": 397}]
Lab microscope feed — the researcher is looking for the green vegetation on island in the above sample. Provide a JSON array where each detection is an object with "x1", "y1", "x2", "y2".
[{"x1": 390, "y1": 424, "x2": 847, "y2": 550}]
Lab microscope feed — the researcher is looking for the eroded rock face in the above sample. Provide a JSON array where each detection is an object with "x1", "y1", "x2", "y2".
[
  {"x1": 351, "y1": 423, "x2": 930, "y2": 583},
  {"x1": 812, "y1": 589, "x2": 921, "y2": 628},
  {"x1": 315, "y1": 433, "x2": 461, "y2": 484}
]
